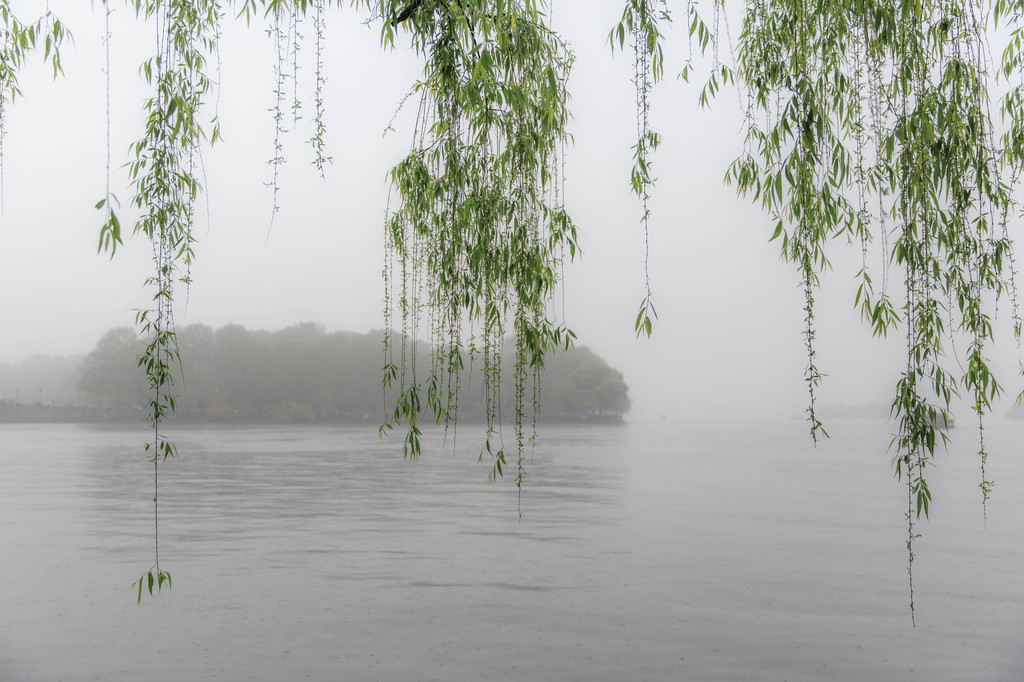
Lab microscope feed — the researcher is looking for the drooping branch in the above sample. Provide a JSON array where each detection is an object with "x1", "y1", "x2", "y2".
[
  {"x1": 612, "y1": 0, "x2": 670, "y2": 338},
  {"x1": 114, "y1": 0, "x2": 223, "y2": 603},
  {"x1": 391, "y1": 0, "x2": 424, "y2": 26},
  {"x1": 696, "y1": 0, "x2": 1018, "y2": 620},
  {"x1": 380, "y1": 0, "x2": 577, "y2": 493}
]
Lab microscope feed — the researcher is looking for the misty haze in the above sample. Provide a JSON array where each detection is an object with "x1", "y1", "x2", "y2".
[{"x1": 2, "y1": 1, "x2": 1024, "y2": 681}]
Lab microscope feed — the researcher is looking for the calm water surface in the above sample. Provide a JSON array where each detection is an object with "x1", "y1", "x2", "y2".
[{"x1": 1, "y1": 418, "x2": 1022, "y2": 681}]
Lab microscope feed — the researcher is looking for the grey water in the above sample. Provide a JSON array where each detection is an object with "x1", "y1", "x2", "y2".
[{"x1": 1, "y1": 418, "x2": 1022, "y2": 681}]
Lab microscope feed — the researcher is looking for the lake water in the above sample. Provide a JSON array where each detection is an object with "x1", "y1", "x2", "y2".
[{"x1": 1, "y1": 418, "x2": 1022, "y2": 681}]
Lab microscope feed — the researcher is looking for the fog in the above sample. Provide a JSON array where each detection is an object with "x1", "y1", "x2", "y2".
[{"x1": 0, "y1": 0, "x2": 1018, "y2": 426}]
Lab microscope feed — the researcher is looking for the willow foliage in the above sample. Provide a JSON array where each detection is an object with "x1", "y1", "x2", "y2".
[
  {"x1": 368, "y1": 0, "x2": 577, "y2": 506},
  {"x1": 664, "y1": 0, "x2": 1020, "y2": 620},
  {"x1": 102, "y1": 0, "x2": 225, "y2": 602},
  {"x1": 612, "y1": 0, "x2": 671, "y2": 338},
  {"x1": 0, "y1": 2, "x2": 67, "y2": 204},
  {"x1": 1, "y1": 0, "x2": 1022, "y2": 612}
]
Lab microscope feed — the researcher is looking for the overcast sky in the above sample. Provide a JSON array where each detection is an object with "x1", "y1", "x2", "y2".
[{"x1": 1, "y1": 0, "x2": 1020, "y2": 424}]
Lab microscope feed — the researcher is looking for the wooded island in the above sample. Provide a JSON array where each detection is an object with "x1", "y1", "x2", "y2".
[{"x1": 1, "y1": 323, "x2": 630, "y2": 424}]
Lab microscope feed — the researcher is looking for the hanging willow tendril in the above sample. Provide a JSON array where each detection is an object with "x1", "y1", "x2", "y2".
[
  {"x1": 99, "y1": 1, "x2": 118, "y2": 255},
  {"x1": 612, "y1": 0, "x2": 669, "y2": 338},
  {"x1": 94, "y1": 0, "x2": 222, "y2": 603},
  {"x1": 267, "y1": 0, "x2": 289, "y2": 225},
  {"x1": 369, "y1": 0, "x2": 577, "y2": 500},
  {"x1": 310, "y1": 0, "x2": 331, "y2": 176}
]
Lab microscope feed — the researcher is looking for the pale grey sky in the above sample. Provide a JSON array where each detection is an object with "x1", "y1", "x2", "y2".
[{"x1": 1, "y1": 0, "x2": 1018, "y2": 423}]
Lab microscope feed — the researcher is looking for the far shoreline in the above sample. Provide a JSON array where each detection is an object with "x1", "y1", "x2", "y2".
[{"x1": 0, "y1": 401, "x2": 627, "y2": 426}]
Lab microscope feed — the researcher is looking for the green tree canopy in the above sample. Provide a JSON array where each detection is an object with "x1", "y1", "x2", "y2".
[{"x1": 76, "y1": 323, "x2": 631, "y2": 424}]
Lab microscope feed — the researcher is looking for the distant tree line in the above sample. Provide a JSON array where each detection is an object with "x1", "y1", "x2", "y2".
[
  {"x1": 72, "y1": 323, "x2": 630, "y2": 424},
  {"x1": 0, "y1": 355, "x2": 82, "y2": 406}
]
